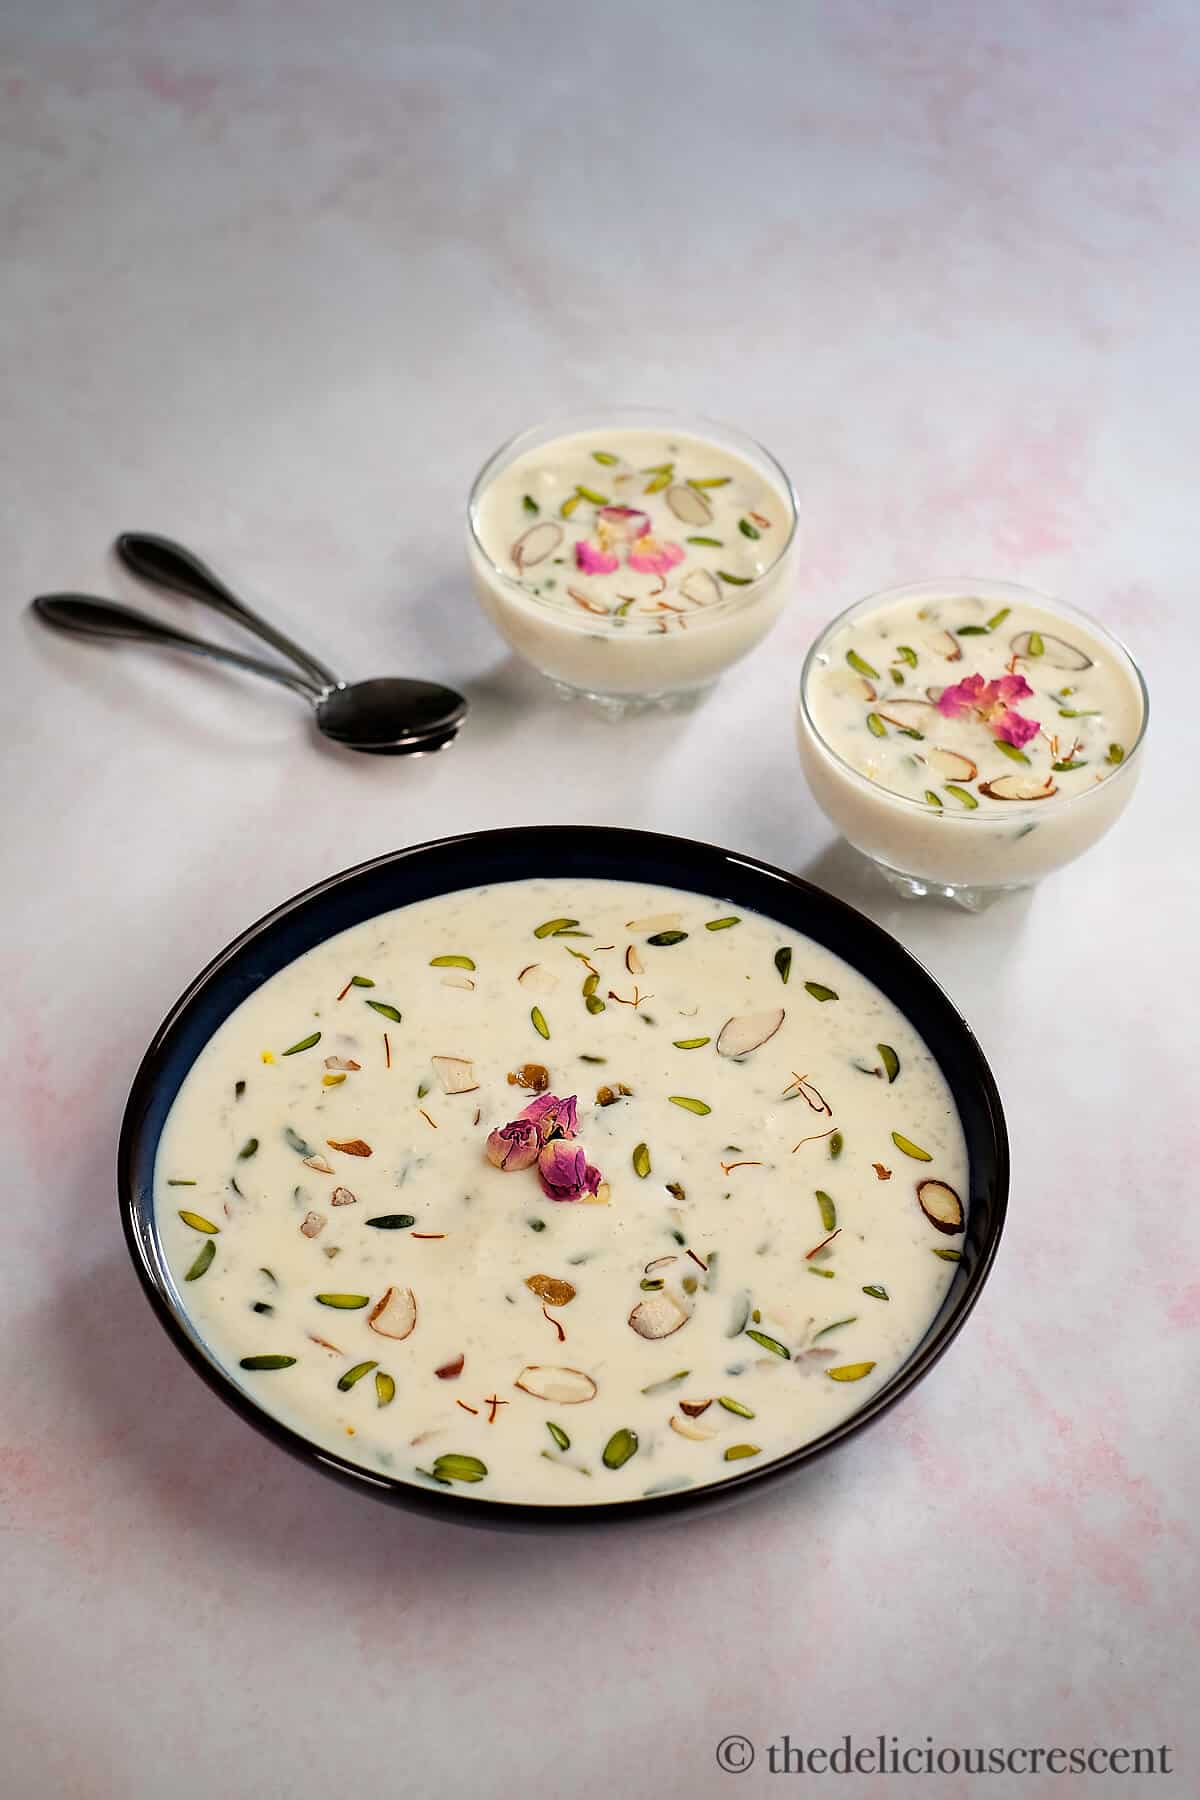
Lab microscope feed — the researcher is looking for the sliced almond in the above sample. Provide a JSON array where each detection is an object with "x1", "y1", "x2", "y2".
[
  {"x1": 925, "y1": 629, "x2": 963, "y2": 661},
  {"x1": 625, "y1": 943, "x2": 645, "y2": 976},
  {"x1": 625, "y1": 913, "x2": 682, "y2": 933},
  {"x1": 664, "y1": 483, "x2": 712, "y2": 525},
  {"x1": 644, "y1": 1255, "x2": 678, "y2": 1275},
  {"x1": 512, "y1": 521, "x2": 564, "y2": 570},
  {"x1": 524, "y1": 1274, "x2": 577, "y2": 1306},
  {"x1": 435, "y1": 1354, "x2": 465, "y2": 1380},
  {"x1": 977, "y1": 773, "x2": 1058, "y2": 801},
  {"x1": 440, "y1": 973, "x2": 476, "y2": 990},
  {"x1": 514, "y1": 1364, "x2": 598, "y2": 1404},
  {"x1": 1010, "y1": 629, "x2": 1093, "y2": 670},
  {"x1": 628, "y1": 1292, "x2": 690, "y2": 1339},
  {"x1": 331, "y1": 1186, "x2": 357, "y2": 1207},
  {"x1": 876, "y1": 700, "x2": 938, "y2": 730},
  {"x1": 716, "y1": 1008, "x2": 785, "y2": 1059},
  {"x1": 679, "y1": 568, "x2": 721, "y2": 607},
  {"x1": 323, "y1": 1056, "x2": 361, "y2": 1072},
  {"x1": 367, "y1": 1285, "x2": 417, "y2": 1340},
  {"x1": 517, "y1": 963, "x2": 559, "y2": 994},
  {"x1": 299, "y1": 1210, "x2": 325, "y2": 1238},
  {"x1": 431, "y1": 1055, "x2": 479, "y2": 1095},
  {"x1": 926, "y1": 685, "x2": 945, "y2": 703},
  {"x1": 678, "y1": 1399, "x2": 712, "y2": 1418},
  {"x1": 669, "y1": 1413, "x2": 717, "y2": 1441},
  {"x1": 924, "y1": 746, "x2": 978, "y2": 782},
  {"x1": 917, "y1": 1179, "x2": 965, "y2": 1235},
  {"x1": 302, "y1": 1154, "x2": 334, "y2": 1174}
]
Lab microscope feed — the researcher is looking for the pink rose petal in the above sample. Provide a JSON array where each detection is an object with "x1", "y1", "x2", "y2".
[
  {"x1": 937, "y1": 674, "x2": 987, "y2": 718},
  {"x1": 627, "y1": 538, "x2": 686, "y2": 576},
  {"x1": 520, "y1": 1093, "x2": 579, "y2": 1143},
  {"x1": 596, "y1": 505, "x2": 651, "y2": 540},
  {"x1": 994, "y1": 707, "x2": 1041, "y2": 748},
  {"x1": 575, "y1": 540, "x2": 619, "y2": 575},
  {"x1": 537, "y1": 1140, "x2": 602, "y2": 1202}
]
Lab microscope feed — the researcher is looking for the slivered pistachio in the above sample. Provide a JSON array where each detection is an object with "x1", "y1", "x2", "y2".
[
  {"x1": 365, "y1": 1213, "x2": 417, "y2": 1230},
  {"x1": 724, "y1": 1443, "x2": 760, "y2": 1461},
  {"x1": 804, "y1": 981, "x2": 838, "y2": 1002},
  {"x1": 924, "y1": 790, "x2": 943, "y2": 808},
  {"x1": 315, "y1": 1293, "x2": 371, "y2": 1309},
  {"x1": 745, "y1": 1328, "x2": 790, "y2": 1359},
  {"x1": 808, "y1": 1267, "x2": 835, "y2": 1278},
  {"x1": 647, "y1": 930, "x2": 688, "y2": 946},
  {"x1": 252, "y1": 1301, "x2": 273, "y2": 1315},
  {"x1": 716, "y1": 570, "x2": 752, "y2": 585},
  {"x1": 956, "y1": 625, "x2": 988, "y2": 636},
  {"x1": 774, "y1": 947, "x2": 792, "y2": 984},
  {"x1": 178, "y1": 1210, "x2": 219, "y2": 1234},
  {"x1": 240, "y1": 1354, "x2": 296, "y2": 1370},
  {"x1": 705, "y1": 916, "x2": 740, "y2": 930},
  {"x1": 579, "y1": 1054, "x2": 606, "y2": 1063},
  {"x1": 167, "y1": 1179, "x2": 197, "y2": 1186},
  {"x1": 829, "y1": 1131, "x2": 844, "y2": 1160},
  {"x1": 688, "y1": 476, "x2": 732, "y2": 488},
  {"x1": 673, "y1": 1036, "x2": 711, "y2": 1049},
  {"x1": 365, "y1": 1000, "x2": 402, "y2": 1023},
  {"x1": 738, "y1": 518, "x2": 761, "y2": 539},
  {"x1": 897, "y1": 644, "x2": 918, "y2": 667},
  {"x1": 669, "y1": 1096, "x2": 711, "y2": 1115},
  {"x1": 847, "y1": 649, "x2": 880, "y2": 679},
  {"x1": 632, "y1": 1142, "x2": 652, "y2": 1178},
  {"x1": 560, "y1": 493, "x2": 581, "y2": 517},
  {"x1": 530, "y1": 1005, "x2": 551, "y2": 1040},
  {"x1": 185, "y1": 1240, "x2": 215, "y2": 1281},
  {"x1": 862, "y1": 1284, "x2": 890, "y2": 1300},
  {"x1": 718, "y1": 1395, "x2": 755, "y2": 1419},
  {"x1": 986, "y1": 607, "x2": 1011, "y2": 629},
  {"x1": 282, "y1": 1031, "x2": 321, "y2": 1056},
  {"x1": 1059, "y1": 708, "x2": 1099, "y2": 718},
  {"x1": 878, "y1": 1044, "x2": 900, "y2": 1083},
  {"x1": 640, "y1": 1370, "x2": 690, "y2": 1396},
  {"x1": 582, "y1": 972, "x2": 599, "y2": 998},
  {"x1": 815, "y1": 1191, "x2": 837, "y2": 1232},
  {"x1": 944, "y1": 784, "x2": 979, "y2": 809},
  {"x1": 812, "y1": 1316, "x2": 857, "y2": 1340},
  {"x1": 585, "y1": 995, "x2": 606, "y2": 1015},
  {"x1": 574, "y1": 484, "x2": 609, "y2": 505},
  {"x1": 932, "y1": 1247, "x2": 963, "y2": 1261},
  {"x1": 375, "y1": 1371, "x2": 396, "y2": 1406},
  {"x1": 602, "y1": 1428, "x2": 638, "y2": 1470},
  {"x1": 349, "y1": 975, "x2": 374, "y2": 988},
  {"x1": 1052, "y1": 758, "x2": 1086, "y2": 771},
  {"x1": 238, "y1": 1138, "x2": 258, "y2": 1159},
  {"x1": 891, "y1": 1131, "x2": 933, "y2": 1161},
  {"x1": 827, "y1": 1362, "x2": 876, "y2": 1381},
  {"x1": 433, "y1": 1454, "x2": 488, "y2": 1484},
  {"x1": 591, "y1": 450, "x2": 619, "y2": 465},
  {"x1": 665, "y1": 1182, "x2": 686, "y2": 1202},
  {"x1": 643, "y1": 470, "x2": 672, "y2": 494},
  {"x1": 430, "y1": 954, "x2": 476, "y2": 970},
  {"x1": 234, "y1": 1080, "x2": 246, "y2": 1098},
  {"x1": 1027, "y1": 631, "x2": 1044, "y2": 656},
  {"x1": 681, "y1": 1275, "x2": 698, "y2": 1295},
  {"x1": 1107, "y1": 742, "x2": 1126, "y2": 764},
  {"x1": 284, "y1": 1126, "x2": 313, "y2": 1155},
  {"x1": 547, "y1": 1421, "x2": 571, "y2": 1450},
  {"x1": 866, "y1": 712, "x2": 888, "y2": 738},
  {"x1": 686, "y1": 535, "x2": 723, "y2": 546},
  {"x1": 337, "y1": 1360, "x2": 378, "y2": 1391},
  {"x1": 993, "y1": 739, "x2": 1031, "y2": 765},
  {"x1": 534, "y1": 916, "x2": 578, "y2": 938},
  {"x1": 522, "y1": 494, "x2": 539, "y2": 514}
]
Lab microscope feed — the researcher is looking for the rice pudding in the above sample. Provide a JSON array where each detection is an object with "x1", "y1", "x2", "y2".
[
  {"x1": 467, "y1": 412, "x2": 798, "y2": 706},
  {"x1": 157, "y1": 877, "x2": 969, "y2": 1507},
  {"x1": 799, "y1": 581, "x2": 1146, "y2": 902}
]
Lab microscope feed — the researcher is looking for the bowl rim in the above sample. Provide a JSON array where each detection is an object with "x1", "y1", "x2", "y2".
[
  {"x1": 119, "y1": 825, "x2": 1009, "y2": 1530},
  {"x1": 465, "y1": 406, "x2": 801, "y2": 638},
  {"x1": 798, "y1": 577, "x2": 1149, "y2": 821}
]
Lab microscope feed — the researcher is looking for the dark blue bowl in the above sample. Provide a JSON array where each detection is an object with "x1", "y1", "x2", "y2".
[{"x1": 119, "y1": 826, "x2": 1008, "y2": 1529}]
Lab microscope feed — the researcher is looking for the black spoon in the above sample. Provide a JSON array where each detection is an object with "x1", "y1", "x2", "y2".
[{"x1": 31, "y1": 533, "x2": 467, "y2": 755}]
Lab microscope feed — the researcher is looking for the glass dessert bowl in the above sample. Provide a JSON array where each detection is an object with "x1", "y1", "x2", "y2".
[
  {"x1": 466, "y1": 408, "x2": 799, "y2": 715},
  {"x1": 797, "y1": 579, "x2": 1148, "y2": 910}
]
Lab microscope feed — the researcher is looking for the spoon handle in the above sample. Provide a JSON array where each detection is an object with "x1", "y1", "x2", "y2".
[
  {"x1": 32, "y1": 594, "x2": 323, "y2": 701},
  {"x1": 114, "y1": 532, "x2": 340, "y2": 689}
]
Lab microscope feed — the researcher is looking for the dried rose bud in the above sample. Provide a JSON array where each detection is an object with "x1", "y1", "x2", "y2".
[
  {"x1": 537, "y1": 1140, "x2": 603, "y2": 1204},
  {"x1": 485, "y1": 1118, "x2": 540, "y2": 1171},
  {"x1": 520, "y1": 1092, "x2": 579, "y2": 1144}
]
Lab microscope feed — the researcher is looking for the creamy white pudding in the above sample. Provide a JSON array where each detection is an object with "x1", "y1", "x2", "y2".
[
  {"x1": 467, "y1": 412, "x2": 798, "y2": 707},
  {"x1": 799, "y1": 582, "x2": 1146, "y2": 902},
  {"x1": 157, "y1": 878, "x2": 967, "y2": 1507}
]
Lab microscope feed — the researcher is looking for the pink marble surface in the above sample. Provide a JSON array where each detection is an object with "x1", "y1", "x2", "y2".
[{"x1": 2, "y1": 2, "x2": 1196, "y2": 1795}]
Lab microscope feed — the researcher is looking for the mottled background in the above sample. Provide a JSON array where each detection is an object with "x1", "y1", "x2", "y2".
[{"x1": 2, "y1": 2, "x2": 1196, "y2": 1796}]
